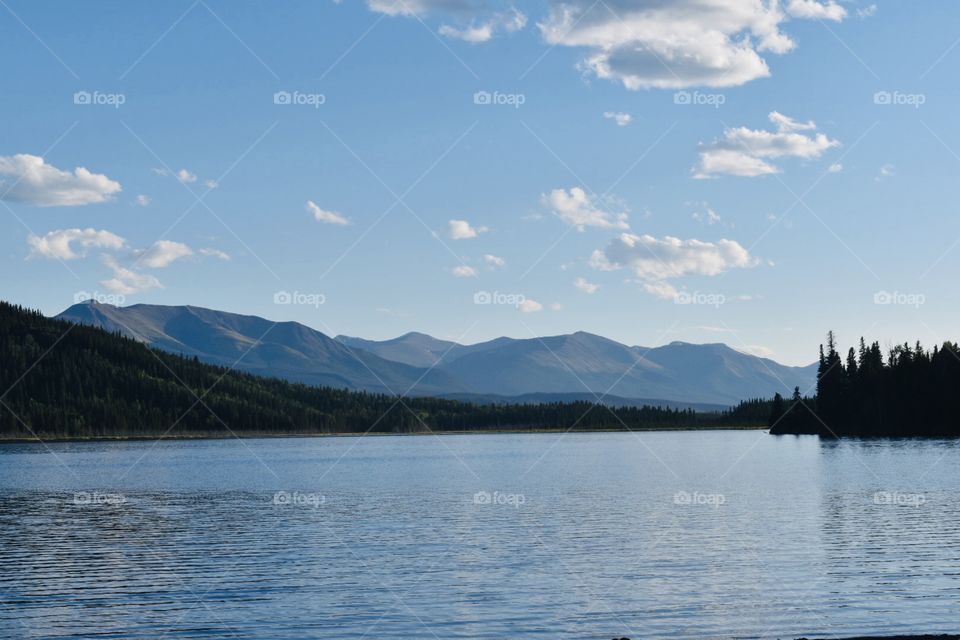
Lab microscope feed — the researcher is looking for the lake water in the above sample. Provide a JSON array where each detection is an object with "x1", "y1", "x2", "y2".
[{"x1": 1, "y1": 430, "x2": 958, "y2": 639}]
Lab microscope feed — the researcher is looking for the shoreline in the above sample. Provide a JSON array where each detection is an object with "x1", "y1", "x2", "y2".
[{"x1": 0, "y1": 424, "x2": 766, "y2": 445}]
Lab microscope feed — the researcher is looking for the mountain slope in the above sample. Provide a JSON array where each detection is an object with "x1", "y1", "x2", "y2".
[
  {"x1": 57, "y1": 302, "x2": 464, "y2": 395},
  {"x1": 57, "y1": 302, "x2": 816, "y2": 405}
]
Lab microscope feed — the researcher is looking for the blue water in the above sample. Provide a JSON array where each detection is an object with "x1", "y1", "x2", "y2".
[{"x1": 1, "y1": 430, "x2": 958, "y2": 639}]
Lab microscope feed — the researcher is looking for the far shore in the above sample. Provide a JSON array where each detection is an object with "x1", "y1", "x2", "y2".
[{"x1": 0, "y1": 424, "x2": 767, "y2": 444}]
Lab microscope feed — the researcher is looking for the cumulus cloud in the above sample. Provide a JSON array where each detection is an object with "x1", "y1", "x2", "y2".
[
  {"x1": 603, "y1": 111, "x2": 632, "y2": 126},
  {"x1": 452, "y1": 265, "x2": 478, "y2": 278},
  {"x1": 133, "y1": 240, "x2": 194, "y2": 268},
  {"x1": 306, "y1": 200, "x2": 350, "y2": 226},
  {"x1": 27, "y1": 228, "x2": 126, "y2": 260},
  {"x1": 642, "y1": 281, "x2": 680, "y2": 300},
  {"x1": 368, "y1": 1, "x2": 525, "y2": 42},
  {"x1": 448, "y1": 219, "x2": 488, "y2": 239},
  {"x1": 537, "y1": 0, "x2": 847, "y2": 90},
  {"x1": 828, "y1": 163, "x2": 843, "y2": 173},
  {"x1": 176, "y1": 169, "x2": 197, "y2": 184},
  {"x1": 519, "y1": 298, "x2": 543, "y2": 313},
  {"x1": 574, "y1": 276, "x2": 599, "y2": 294},
  {"x1": 692, "y1": 208, "x2": 722, "y2": 225},
  {"x1": 694, "y1": 111, "x2": 840, "y2": 178},
  {"x1": 0, "y1": 154, "x2": 121, "y2": 207},
  {"x1": 438, "y1": 8, "x2": 526, "y2": 42},
  {"x1": 786, "y1": 0, "x2": 846, "y2": 20},
  {"x1": 483, "y1": 254, "x2": 505, "y2": 268},
  {"x1": 134, "y1": 195, "x2": 151, "y2": 206},
  {"x1": 199, "y1": 248, "x2": 231, "y2": 261},
  {"x1": 591, "y1": 233, "x2": 758, "y2": 297},
  {"x1": 542, "y1": 187, "x2": 629, "y2": 231},
  {"x1": 101, "y1": 255, "x2": 163, "y2": 295}
]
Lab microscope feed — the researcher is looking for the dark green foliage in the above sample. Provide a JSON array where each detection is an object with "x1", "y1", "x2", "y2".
[
  {"x1": 0, "y1": 302, "x2": 763, "y2": 439},
  {"x1": 770, "y1": 332, "x2": 960, "y2": 436}
]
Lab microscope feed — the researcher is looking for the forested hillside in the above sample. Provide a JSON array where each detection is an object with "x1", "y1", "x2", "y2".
[{"x1": 0, "y1": 302, "x2": 761, "y2": 439}]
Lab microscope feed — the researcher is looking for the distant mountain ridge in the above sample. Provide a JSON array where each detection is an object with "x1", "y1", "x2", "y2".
[{"x1": 57, "y1": 302, "x2": 817, "y2": 406}]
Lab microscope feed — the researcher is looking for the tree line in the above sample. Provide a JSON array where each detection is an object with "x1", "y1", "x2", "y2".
[
  {"x1": 0, "y1": 302, "x2": 762, "y2": 440},
  {"x1": 770, "y1": 331, "x2": 960, "y2": 437}
]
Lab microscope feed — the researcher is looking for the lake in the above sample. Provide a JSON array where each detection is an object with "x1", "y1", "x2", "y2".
[{"x1": 1, "y1": 430, "x2": 958, "y2": 639}]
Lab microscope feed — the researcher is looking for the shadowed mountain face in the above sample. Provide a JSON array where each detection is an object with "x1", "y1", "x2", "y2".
[{"x1": 58, "y1": 302, "x2": 816, "y2": 405}]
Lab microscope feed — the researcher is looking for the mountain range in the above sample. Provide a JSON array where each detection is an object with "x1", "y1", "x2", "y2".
[{"x1": 57, "y1": 302, "x2": 817, "y2": 406}]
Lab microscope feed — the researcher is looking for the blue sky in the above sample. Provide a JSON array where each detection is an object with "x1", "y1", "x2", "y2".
[{"x1": 2, "y1": 0, "x2": 958, "y2": 365}]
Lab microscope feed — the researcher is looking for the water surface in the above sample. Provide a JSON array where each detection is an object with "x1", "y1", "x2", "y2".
[{"x1": 1, "y1": 430, "x2": 958, "y2": 639}]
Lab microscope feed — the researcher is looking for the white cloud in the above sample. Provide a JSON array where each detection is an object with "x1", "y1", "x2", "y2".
[
  {"x1": 199, "y1": 248, "x2": 231, "y2": 261},
  {"x1": 591, "y1": 233, "x2": 757, "y2": 297},
  {"x1": 483, "y1": 254, "x2": 505, "y2": 268},
  {"x1": 370, "y1": 0, "x2": 526, "y2": 42},
  {"x1": 452, "y1": 265, "x2": 478, "y2": 278},
  {"x1": 603, "y1": 111, "x2": 632, "y2": 126},
  {"x1": 135, "y1": 194, "x2": 151, "y2": 206},
  {"x1": 306, "y1": 200, "x2": 351, "y2": 226},
  {"x1": 642, "y1": 281, "x2": 679, "y2": 300},
  {"x1": 27, "y1": 228, "x2": 126, "y2": 260},
  {"x1": 857, "y1": 4, "x2": 877, "y2": 18},
  {"x1": 0, "y1": 154, "x2": 121, "y2": 206},
  {"x1": 542, "y1": 187, "x2": 629, "y2": 231},
  {"x1": 176, "y1": 169, "x2": 197, "y2": 184},
  {"x1": 786, "y1": 0, "x2": 846, "y2": 20},
  {"x1": 519, "y1": 298, "x2": 543, "y2": 313},
  {"x1": 537, "y1": 0, "x2": 847, "y2": 90},
  {"x1": 448, "y1": 219, "x2": 488, "y2": 239},
  {"x1": 574, "y1": 277, "x2": 599, "y2": 294},
  {"x1": 695, "y1": 111, "x2": 840, "y2": 178},
  {"x1": 828, "y1": 163, "x2": 843, "y2": 173},
  {"x1": 101, "y1": 255, "x2": 163, "y2": 295},
  {"x1": 439, "y1": 9, "x2": 526, "y2": 42},
  {"x1": 134, "y1": 240, "x2": 194, "y2": 268},
  {"x1": 204, "y1": 179, "x2": 219, "y2": 189}
]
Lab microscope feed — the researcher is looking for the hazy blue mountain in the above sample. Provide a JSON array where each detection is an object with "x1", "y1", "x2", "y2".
[
  {"x1": 57, "y1": 302, "x2": 816, "y2": 405},
  {"x1": 57, "y1": 302, "x2": 465, "y2": 395}
]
